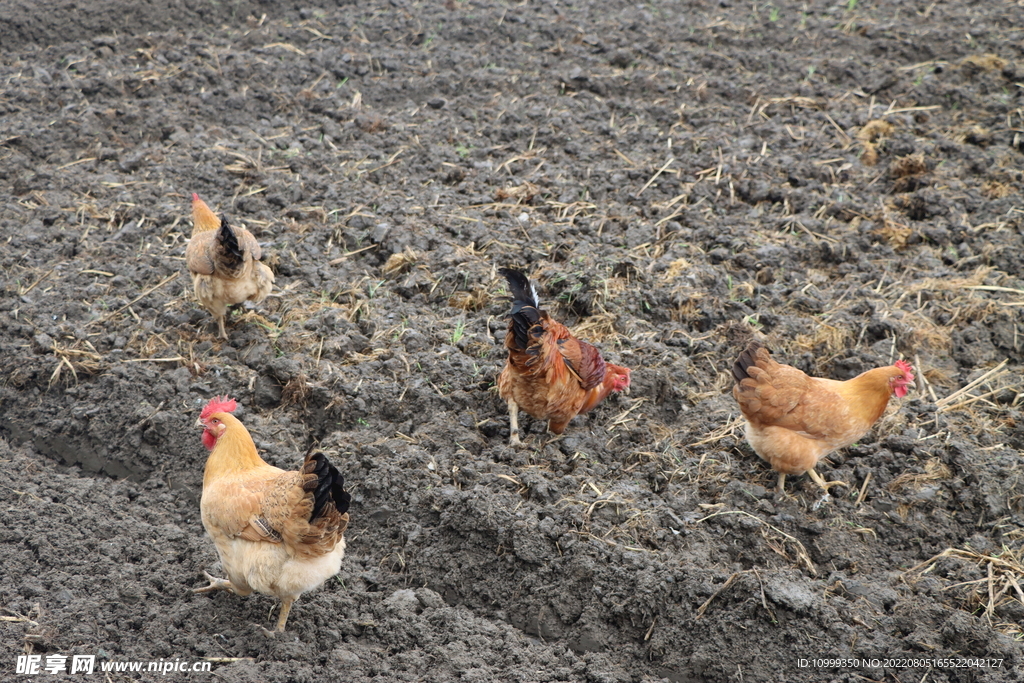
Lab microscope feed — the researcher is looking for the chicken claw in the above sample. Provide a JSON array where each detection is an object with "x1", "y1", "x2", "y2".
[
  {"x1": 775, "y1": 471, "x2": 845, "y2": 501},
  {"x1": 772, "y1": 474, "x2": 800, "y2": 501},
  {"x1": 258, "y1": 598, "x2": 296, "y2": 635},
  {"x1": 806, "y1": 468, "x2": 847, "y2": 493},
  {"x1": 193, "y1": 571, "x2": 235, "y2": 594}
]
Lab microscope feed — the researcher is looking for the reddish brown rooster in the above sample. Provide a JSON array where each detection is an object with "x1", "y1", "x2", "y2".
[{"x1": 497, "y1": 268, "x2": 631, "y2": 445}]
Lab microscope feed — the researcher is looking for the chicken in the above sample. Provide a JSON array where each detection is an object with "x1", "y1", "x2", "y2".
[
  {"x1": 193, "y1": 396, "x2": 351, "y2": 632},
  {"x1": 185, "y1": 193, "x2": 275, "y2": 339},
  {"x1": 496, "y1": 267, "x2": 631, "y2": 446},
  {"x1": 732, "y1": 340, "x2": 914, "y2": 493}
]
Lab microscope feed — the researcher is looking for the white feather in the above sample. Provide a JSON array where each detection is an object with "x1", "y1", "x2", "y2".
[{"x1": 527, "y1": 278, "x2": 540, "y2": 307}]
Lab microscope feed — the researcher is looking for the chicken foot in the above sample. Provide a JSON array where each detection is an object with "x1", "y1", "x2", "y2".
[
  {"x1": 217, "y1": 303, "x2": 251, "y2": 339},
  {"x1": 258, "y1": 598, "x2": 296, "y2": 636},
  {"x1": 806, "y1": 468, "x2": 847, "y2": 493},
  {"x1": 194, "y1": 572, "x2": 294, "y2": 634},
  {"x1": 776, "y1": 470, "x2": 847, "y2": 495},
  {"x1": 193, "y1": 571, "x2": 236, "y2": 594}
]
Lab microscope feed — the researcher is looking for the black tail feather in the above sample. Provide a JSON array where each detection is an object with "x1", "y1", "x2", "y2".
[
  {"x1": 733, "y1": 340, "x2": 765, "y2": 383},
  {"x1": 498, "y1": 267, "x2": 539, "y2": 307},
  {"x1": 216, "y1": 218, "x2": 246, "y2": 273},
  {"x1": 304, "y1": 450, "x2": 351, "y2": 521},
  {"x1": 499, "y1": 268, "x2": 542, "y2": 351}
]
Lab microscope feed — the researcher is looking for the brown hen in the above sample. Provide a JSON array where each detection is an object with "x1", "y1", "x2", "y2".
[
  {"x1": 194, "y1": 397, "x2": 350, "y2": 632},
  {"x1": 733, "y1": 341, "x2": 914, "y2": 492}
]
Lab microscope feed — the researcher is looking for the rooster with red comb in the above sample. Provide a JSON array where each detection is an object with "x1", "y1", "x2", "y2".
[{"x1": 194, "y1": 396, "x2": 350, "y2": 632}]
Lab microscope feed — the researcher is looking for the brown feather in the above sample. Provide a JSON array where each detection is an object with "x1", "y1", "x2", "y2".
[{"x1": 732, "y1": 342, "x2": 910, "y2": 477}]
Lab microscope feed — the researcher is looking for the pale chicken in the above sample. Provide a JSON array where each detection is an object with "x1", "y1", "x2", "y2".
[
  {"x1": 185, "y1": 193, "x2": 274, "y2": 338},
  {"x1": 194, "y1": 396, "x2": 350, "y2": 632}
]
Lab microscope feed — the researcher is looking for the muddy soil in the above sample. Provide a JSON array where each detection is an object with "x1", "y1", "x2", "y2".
[{"x1": 2, "y1": 0, "x2": 1024, "y2": 680}]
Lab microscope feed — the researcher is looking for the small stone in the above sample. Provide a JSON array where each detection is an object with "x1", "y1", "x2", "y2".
[
  {"x1": 416, "y1": 587, "x2": 445, "y2": 609},
  {"x1": 32, "y1": 333, "x2": 53, "y2": 352},
  {"x1": 332, "y1": 648, "x2": 360, "y2": 666},
  {"x1": 384, "y1": 588, "x2": 421, "y2": 614}
]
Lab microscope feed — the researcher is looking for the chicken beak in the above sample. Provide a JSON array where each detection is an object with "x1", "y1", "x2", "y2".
[{"x1": 195, "y1": 417, "x2": 204, "y2": 429}]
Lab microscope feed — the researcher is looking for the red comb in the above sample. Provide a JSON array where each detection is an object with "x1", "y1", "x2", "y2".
[
  {"x1": 192, "y1": 192, "x2": 200, "y2": 202},
  {"x1": 200, "y1": 396, "x2": 237, "y2": 421},
  {"x1": 895, "y1": 360, "x2": 914, "y2": 378}
]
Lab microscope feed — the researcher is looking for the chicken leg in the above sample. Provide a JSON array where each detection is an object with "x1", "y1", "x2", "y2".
[
  {"x1": 508, "y1": 400, "x2": 522, "y2": 446},
  {"x1": 275, "y1": 598, "x2": 295, "y2": 632}
]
